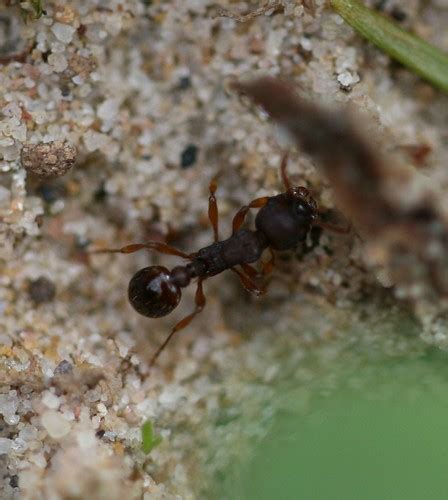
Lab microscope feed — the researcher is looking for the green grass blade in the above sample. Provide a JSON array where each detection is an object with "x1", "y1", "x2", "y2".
[
  {"x1": 330, "y1": 0, "x2": 448, "y2": 93},
  {"x1": 141, "y1": 420, "x2": 162, "y2": 454}
]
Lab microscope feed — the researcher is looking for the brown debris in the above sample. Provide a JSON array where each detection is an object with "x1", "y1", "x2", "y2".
[
  {"x1": 0, "y1": 44, "x2": 33, "y2": 65},
  {"x1": 216, "y1": 1, "x2": 283, "y2": 22},
  {"x1": 52, "y1": 362, "x2": 105, "y2": 394},
  {"x1": 21, "y1": 141, "x2": 77, "y2": 179}
]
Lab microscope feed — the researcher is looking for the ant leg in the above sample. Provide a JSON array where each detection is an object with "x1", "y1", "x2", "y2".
[
  {"x1": 149, "y1": 278, "x2": 206, "y2": 367},
  {"x1": 208, "y1": 179, "x2": 219, "y2": 242},
  {"x1": 232, "y1": 197, "x2": 269, "y2": 234},
  {"x1": 261, "y1": 248, "x2": 276, "y2": 275},
  {"x1": 240, "y1": 263, "x2": 260, "y2": 280},
  {"x1": 316, "y1": 221, "x2": 351, "y2": 234},
  {"x1": 231, "y1": 267, "x2": 267, "y2": 296},
  {"x1": 314, "y1": 209, "x2": 352, "y2": 235},
  {"x1": 280, "y1": 153, "x2": 291, "y2": 190},
  {"x1": 91, "y1": 241, "x2": 193, "y2": 259},
  {"x1": 240, "y1": 249, "x2": 275, "y2": 281}
]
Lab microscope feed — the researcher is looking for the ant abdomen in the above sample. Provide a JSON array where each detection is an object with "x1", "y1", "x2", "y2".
[{"x1": 128, "y1": 266, "x2": 182, "y2": 318}]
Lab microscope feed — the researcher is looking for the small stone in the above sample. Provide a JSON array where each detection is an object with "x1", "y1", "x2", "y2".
[
  {"x1": 19, "y1": 425, "x2": 38, "y2": 441},
  {"x1": 29, "y1": 453, "x2": 47, "y2": 468},
  {"x1": 337, "y1": 71, "x2": 360, "y2": 90},
  {"x1": 77, "y1": 429, "x2": 96, "y2": 449},
  {"x1": 42, "y1": 391, "x2": 60, "y2": 410},
  {"x1": 9, "y1": 475, "x2": 18, "y2": 488},
  {"x1": 96, "y1": 403, "x2": 107, "y2": 415},
  {"x1": 178, "y1": 76, "x2": 191, "y2": 90},
  {"x1": 83, "y1": 130, "x2": 109, "y2": 152},
  {"x1": 54, "y1": 359, "x2": 73, "y2": 375},
  {"x1": 180, "y1": 144, "x2": 199, "y2": 168},
  {"x1": 0, "y1": 392, "x2": 19, "y2": 423},
  {"x1": 55, "y1": 5, "x2": 76, "y2": 24},
  {"x1": 68, "y1": 53, "x2": 97, "y2": 78},
  {"x1": 0, "y1": 438, "x2": 12, "y2": 455},
  {"x1": 41, "y1": 410, "x2": 71, "y2": 439},
  {"x1": 51, "y1": 23, "x2": 76, "y2": 44},
  {"x1": 97, "y1": 98, "x2": 120, "y2": 131},
  {"x1": 0, "y1": 186, "x2": 11, "y2": 206},
  {"x1": 21, "y1": 141, "x2": 77, "y2": 179},
  {"x1": 28, "y1": 276, "x2": 56, "y2": 305},
  {"x1": 48, "y1": 52, "x2": 68, "y2": 72},
  {"x1": 11, "y1": 437, "x2": 27, "y2": 453}
]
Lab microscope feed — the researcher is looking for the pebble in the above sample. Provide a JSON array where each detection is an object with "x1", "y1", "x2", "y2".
[
  {"x1": 51, "y1": 23, "x2": 76, "y2": 44},
  {"x1": 97, "y1": 98, "x2": 120, "y2": 131},
  {"x1": 0, "y1": 392, "x2": 19, "y2": 424},
  {"x1": 180, "y1": 144, "x2": 199, "y2": 168},
  {"x1": 42, "y1": 391, "x2": 61, "y2": 410},
  {"x1": 21, "y1": 141, "x2": 77, "y2": 178},
  {"x1": 28, "y1": 276, "x2": 56, "y2": 305},
  {"x1": 337, "y1": 71, "x2": 360, "y2": 90},
  {"x1": 48, "y1": 53, "x2": 68, "y2": 72},
  {"x1": 76, "y1": 429, "x2": 97, "y2": 449},
  {"x1": 54, "y1": 360, "x2": 73, "y2": 375},
  {"x1": 41, "y1": 410, "x2": 71, "y2": 439},
  {"x1": 0, "y1": 438, "x2": 12, "y2": 455}
]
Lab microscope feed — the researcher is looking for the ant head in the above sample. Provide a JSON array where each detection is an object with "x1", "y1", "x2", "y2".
[
  {"x1": 286, "y1": 186, "x2": 318, "y2": 223},
  {"x1": 255, "y1": 186, "x2": 319, "y2": 251},
  {"x1": 128, "y1": 266, "x2": 181, "y2": 318}
]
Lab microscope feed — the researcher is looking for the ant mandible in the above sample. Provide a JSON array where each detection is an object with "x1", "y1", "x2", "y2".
[{"x1": 94, "y1": 155, "x2": 350, "y2": 367}]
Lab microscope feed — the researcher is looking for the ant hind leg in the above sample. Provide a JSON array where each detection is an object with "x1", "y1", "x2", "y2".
[
  {"x1": 208, "y1": 179, "x2": 219, "y2": 242},
  {"x1": 149, "y1": 278, "x2": 206, "y2": 367},
  {"x1": 90, "y1": 241, "x2": 193, "y2": 259}
]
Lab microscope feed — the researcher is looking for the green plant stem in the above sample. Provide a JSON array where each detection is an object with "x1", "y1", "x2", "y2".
[{"x1": 330, "y1": 0, "x2": 448, "y2": 93}]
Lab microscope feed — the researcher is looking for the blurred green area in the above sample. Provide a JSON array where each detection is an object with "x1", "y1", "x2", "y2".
[
  {"x1": 331, "y1": 0, "x2": 448, "y2": 93},
  {"x1": 218, "y1": 349, "x2": 448, "y2": 500}
]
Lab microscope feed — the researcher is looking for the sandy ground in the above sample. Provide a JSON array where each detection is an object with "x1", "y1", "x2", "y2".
[{"x1": 1, "y1": 1, "x2": 448, "y2": 498}]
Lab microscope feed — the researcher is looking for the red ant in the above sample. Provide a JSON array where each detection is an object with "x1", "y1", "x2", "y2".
[{"x1": 93, "y1": 154, "x2": 350, "y2": 366}]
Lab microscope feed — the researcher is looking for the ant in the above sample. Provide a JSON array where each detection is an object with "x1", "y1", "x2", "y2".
[{"x1": 93, "y1": 154, "x2": 350, "y2": 367}]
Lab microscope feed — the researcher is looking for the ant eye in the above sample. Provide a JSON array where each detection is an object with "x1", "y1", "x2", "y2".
[{"x1": 295, "y1": 201, "x2": 310, "y2": 216}]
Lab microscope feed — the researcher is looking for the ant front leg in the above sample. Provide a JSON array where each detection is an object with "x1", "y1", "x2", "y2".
[
  {"x1": 149, "y1": 278, "x2": 206, "y2": 367},
  {"x1": 314, "y1": 209, "x2": 352, "y2": 235},
  {"x1": 91, "y1": 241, "x2": 193, "y2": 259},
  {"x1": 208, "y1": 179, "x2": 219, "y2": 242},
  {"x1": 280, "y1": 153, "x2": 291, "y2": 191},
  {"x1": 232, "y1": 196, "x2": 269, "y2": 234},
  {"x1": 231, "y1": 267, "x2": 267, "y2": 296}
]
